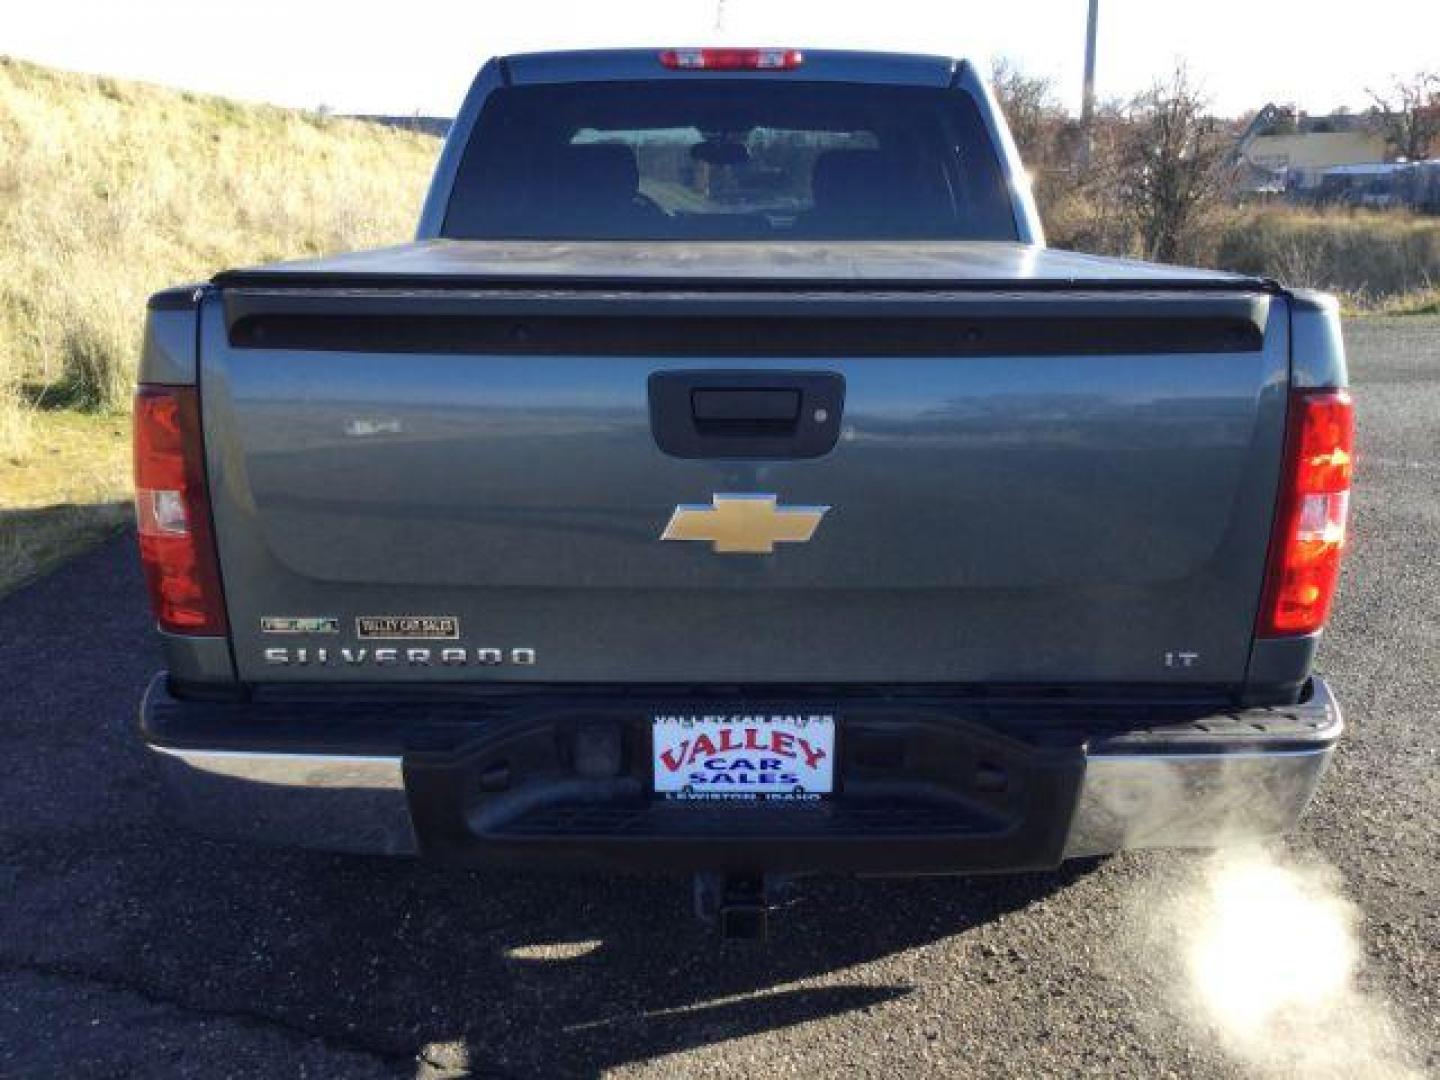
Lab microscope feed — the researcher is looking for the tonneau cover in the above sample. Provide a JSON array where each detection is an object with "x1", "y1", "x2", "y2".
[{"x1": 213, "y1": 240, "x2": 1275, "y2": 293}]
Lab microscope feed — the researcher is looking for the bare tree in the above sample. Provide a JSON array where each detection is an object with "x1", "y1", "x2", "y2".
[
  {"x1": 989, "y1": 57, "x2": 1064, "y2": 165},
  {"x1": 1118, "y1": 66, "x2": 1232, "y2": 264},
  {"x1": 989, "y1": 58, "x2": 1236, "y2": 263},
  {"x1": 1367, "y1": 71, "x2": 1440, "y2": 161},
  {"x1": 989, "y1": 57, "x2": 1095, "y2": 244}
]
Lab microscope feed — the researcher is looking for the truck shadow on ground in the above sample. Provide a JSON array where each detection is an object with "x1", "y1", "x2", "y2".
[
  {"x1": 172, "y1": 847, "x2": 1090, "y2": 1076},
  {"x1": 23, "y1": 817, "x2": 1099, "y2": 1077},
  {"x1": 0, "y1": 536, "x2": 1097, "y2": 1078}
]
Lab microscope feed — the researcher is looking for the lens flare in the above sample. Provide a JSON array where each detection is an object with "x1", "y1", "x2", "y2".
[
  {"x1": 1146, "y1": 845, "x2": 1420, "y2": 1079},
  {"x1": 1186, "y1": 852, "x2": 1355, "y2": 1040}
]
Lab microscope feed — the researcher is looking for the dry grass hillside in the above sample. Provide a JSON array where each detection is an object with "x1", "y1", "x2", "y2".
[
  {"x1": 0, "y1": 57, "x2": 439, "y2": 590},
  {"x1": 0, "y1": 56, "x2": 438, "y2": 447}
]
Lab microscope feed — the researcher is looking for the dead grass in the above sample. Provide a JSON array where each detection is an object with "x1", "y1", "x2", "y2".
[
  {"x1": 0, "y1": 411, "x2": 131, "y2": 596},
  {"x1": 1214, "y1": 207, "x2": 1440, "y2": 303},
  {"x1": 1355, "y1": 288, "x2": 1440, "y2": 317},
  {"x1": 1044, "y1": 191, "x2": 1440, "y2": 308}
]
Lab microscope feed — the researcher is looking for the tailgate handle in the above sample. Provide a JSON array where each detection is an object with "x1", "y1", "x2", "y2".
[
  {"x1": 649, "y1": 371, "x2": 845, "y2": 460},
  {"x1": 691, "y1": 388, "x2": 801, "y2": 432}
]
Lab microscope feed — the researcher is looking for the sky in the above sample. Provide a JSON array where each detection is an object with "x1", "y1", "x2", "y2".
[{"x1": 3, "y1": 0, "x2": 1437, "y2": 119}]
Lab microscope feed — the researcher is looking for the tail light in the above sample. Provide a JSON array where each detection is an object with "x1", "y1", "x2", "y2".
[
  {"x1": 659, "y1": 48, "x2": 803, "y2": 71},
  {"x1": 1257, "y1": 389, "x2": 1354, "y2": 637},
  {"x1": 133, "y1": 385, "x2": 228, "y2": 635}
]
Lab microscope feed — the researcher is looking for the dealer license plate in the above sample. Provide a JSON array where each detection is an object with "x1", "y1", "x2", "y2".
[{"x1": 651, "y1": 712, "x2": 836, "y2": 801}]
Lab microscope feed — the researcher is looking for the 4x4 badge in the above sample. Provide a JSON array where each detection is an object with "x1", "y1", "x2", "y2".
[{"x1": 260, "y1": 616, "x2": 338, "y2": 634}]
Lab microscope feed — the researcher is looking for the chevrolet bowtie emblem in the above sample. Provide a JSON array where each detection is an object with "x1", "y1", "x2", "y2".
[{"x1": 661, "y1": 494, "x2": 830, "y2": 554}]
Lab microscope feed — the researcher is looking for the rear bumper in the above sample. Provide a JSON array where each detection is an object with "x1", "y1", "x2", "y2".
[{"x1": 140, "y1": 676, "x2": 1341, "y2": 874}]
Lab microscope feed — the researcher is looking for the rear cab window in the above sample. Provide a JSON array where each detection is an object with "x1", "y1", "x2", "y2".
[{"x1": 443, "y1": 81, "x2": 1018, "y2": 241}]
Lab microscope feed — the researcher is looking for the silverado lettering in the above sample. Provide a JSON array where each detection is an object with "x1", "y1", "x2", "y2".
[{"x1": 262, "y1": 647, "x2": 536, "y2": 666}]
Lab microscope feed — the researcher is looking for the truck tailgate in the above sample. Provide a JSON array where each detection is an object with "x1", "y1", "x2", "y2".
[{"x1": 201, "y1": 246, "x2": 1287, "y2": 687}]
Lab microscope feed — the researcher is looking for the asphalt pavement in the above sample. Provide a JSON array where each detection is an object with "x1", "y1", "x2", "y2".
[{"x1": 0, "y1": 319, "x2": 1435, "y2": 1078}]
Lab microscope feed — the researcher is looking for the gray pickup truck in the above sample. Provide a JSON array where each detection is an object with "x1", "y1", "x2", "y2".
[{"x1": 135, "y1": 48, "x2": 1352, "y2": 933}]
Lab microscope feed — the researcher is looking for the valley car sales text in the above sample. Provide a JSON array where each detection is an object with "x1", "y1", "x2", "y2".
[{"x1": 655, "y1": 715, "x2": 832, "y2": 800}]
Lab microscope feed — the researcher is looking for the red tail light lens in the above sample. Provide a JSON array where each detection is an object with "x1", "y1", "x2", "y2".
[
  {"x1": 659, "y1": 48, "x2": 803, "y2": 70},
  {"x1": 133, "y1": 385, "x2": 228, "y2": 635},
  {"x1": 1257, "y1": 389, "x2": 1354, "y2": 637}
]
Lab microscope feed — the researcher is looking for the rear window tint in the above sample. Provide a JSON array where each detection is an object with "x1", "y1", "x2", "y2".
[{"x1": 443, "y1": 80, "x2": 1017, "y2": 241}]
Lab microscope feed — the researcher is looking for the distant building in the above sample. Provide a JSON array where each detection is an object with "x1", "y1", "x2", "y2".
[
  {"x1": 1316, "y1": 159, "x2": 1440, "y2": 212},
  {"x1": 1233, "y1": 105, "x2": 1386, "y2": 193},
  {"x1": 1414, "y1": 102, "x2": 1440, "y2": 159}
]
